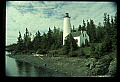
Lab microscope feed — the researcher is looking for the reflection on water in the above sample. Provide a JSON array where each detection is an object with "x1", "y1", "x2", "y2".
[
  {"x1": 6, "y1": 56, "x2": 19, "y2": 76},
  {"x1": 6, "y1": 55, "x2": 67, "y2": 77},
  {"x1": 15, "y1": 60, "x2": 41, "y2": 77}
]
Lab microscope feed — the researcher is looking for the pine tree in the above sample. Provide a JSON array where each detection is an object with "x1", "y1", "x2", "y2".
[
  {"x1": 82, "y1": 20, "x2": 86, "y2": 30},
  {"x1": 23, "y1": 28, "x2": 32, "y2": 53},
  {"x1": 96, "y1": 22, "x2": 104, "y2": 42},
  {"x1": 41, "y1": 32, "x2": 48, "y2": 49},
  {"x1": 32, "y1": 30, "x2": 41, "y2": 51},
  {"x1": 86, "y1": 20, "x2": 90, "y2": 34},
  {"x1": 78, "y1": 25, "x2": 82, "y2": 31},
  {"x1": 64, "y1": 33, "x2": 78, "y2": 54},
  {"x1": 52, "y1": 27, "x2": 63, "y2": 49},
  {"x1": 99, "y1": 12, "x2": 117, "y2": 56},
  {"x1": 89, "y1": 19, "x2": 96, "y2": 43},
  {"x1": 47, "y1": 27, "x2": 53, "y2": 49},
  {"x1": 112, "y1": 12, "x2": 117, "y2": 52},
  {"x1": 17, "y1": 31, "x2": 24, "y2": 52}
]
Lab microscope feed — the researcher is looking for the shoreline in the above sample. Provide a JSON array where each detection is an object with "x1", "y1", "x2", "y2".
[
  {"x1": 7, "y1": 54, "x2": 110, "y2": 77},
  {"x1": 7, "y1": 54, "x2": 90, "y2": 77}
]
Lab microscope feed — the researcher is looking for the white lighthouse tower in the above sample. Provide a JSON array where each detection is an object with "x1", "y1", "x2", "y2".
[{"x1": 63, "y1": 13, "x2": 71, "y2": 45}]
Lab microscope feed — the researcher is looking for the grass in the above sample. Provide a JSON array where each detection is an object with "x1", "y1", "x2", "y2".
[
  {"x1": 81, "y1": 47, "x2": 91, "y2": 55},
  {"x1": 80, "y1": 43, "x2": 102, "y2": 55}
]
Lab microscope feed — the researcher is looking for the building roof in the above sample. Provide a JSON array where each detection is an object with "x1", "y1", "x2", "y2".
[
  {"x1": 64, "y1": 13, "x2": 70, "y2": 18},
  {"x1": 71, "y1": 31, "x2": 81, "y2": 37}
]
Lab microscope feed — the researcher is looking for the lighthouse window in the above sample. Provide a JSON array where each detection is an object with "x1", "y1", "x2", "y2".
[
  {"x1": 85, "y1": 34, "x2": 86, "y2": 37},
  {"x1": 83, "y1": 34, "x2": 84, "y2": 37}
]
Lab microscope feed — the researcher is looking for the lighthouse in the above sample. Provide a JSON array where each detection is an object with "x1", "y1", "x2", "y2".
[{"x1": 63, "y1": 13, "x2": 71, "y2": 45}]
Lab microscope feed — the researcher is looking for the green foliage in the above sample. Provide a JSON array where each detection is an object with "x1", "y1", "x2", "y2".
[
  {"x1": 32, "y1": 31, "x2": 42, "y2": 50},
  {"x1": 96, "y1": 22, "x2": 104, "y2": 42},
  {"x1": 6, "y1": 43, "x2": 17, "y2": 52},
  {"x1": 79, "y1": 48, "x2": 85, "y2": 56},
  {"x1": 51, "y1": 27, "x2": 63, "y2": 49},
  {"x1": 90, "y1": 54, "x2": 113, "y2": 76},
  {"x1": 85, "y1": 39, "x2": 90, "y2": 47},
  {"x1": 41, "y1": 32, "x2": 48, "y2": 49},
  {"x1": 23, "y1": 28, "x2": 32, "y2": 53},
  {"x1": 82, "y1": 20, "x2": 86, "y2": 30},
  {"x1": 86, "y1": 19, "x2": 96, "y2": 43},
  {"x1": 53, "y1": 47, "x2": 66, "y2": 56},
  {"x1": 107, "y1": 58, "x2": 117, "y2": 76},
  {"x1": 78, "y1": 25, "x2": 82, "y2": 31},
  {"x1": 68, "y1": 51, "x2": 77, "y2": 57},
  {"x1": 90, "y1": 43, "x2": 95, "y2": 58},
  {"x1": 47, "y1": 27, "x2": 53, "y2": 49},
  {"x1": 64, "y1": 33, "x2": 78, "y2": 55},
  {"x1": 95, "y1": 55, "x2": 113, "y2": 75},
  {"x1": 66, "y1": 48, "x2": 86, "y2": 57},
  {"x1": 100, "y1": 34, "x2": 113, "y2": 56},
  {"x1": 37, "y1": 49, "x2": 47, "y2": 54},
  {"x1": 17, "y1": 31, "x2": 24, "y2": 52}
]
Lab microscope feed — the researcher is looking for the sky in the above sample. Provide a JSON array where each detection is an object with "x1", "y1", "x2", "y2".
[{"x1": 6, "y1": 1, "x2": 117, "y2": 46}]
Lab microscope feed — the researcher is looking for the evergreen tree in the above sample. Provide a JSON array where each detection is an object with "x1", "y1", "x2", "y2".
[
  {"x1": 54, "y1": 27, "x2": 63, "y2": 49},
  {"x1": 17, "y1": 31, "x2": 24, "y2": 52},
  {"x1": 86, "y1": 20, "x2": 90, "y2": 34},
  {"x1": 111, "y1": 12, "x2": 117, "y2": 52},
  {"x1": 82, "y1": 20, "x2": 86, "y2": 30},
  {"x1": 23, "y1": 28, "x2": 32, "y2": 53},
  {"x1": 64, "y1": 33, "x2": 78, "y2": 54},
  {"x1": 47, "y1": 27, "x2": 53, "y2": 49},
  {"x1": 32, "y1": 30, "x2": 41, "y2": 51},
  {"x1": 103, "y1": 13, "x2": 108, "y2": 36},
  {"x1": 41, "y1": 32, "x2": 48, "y2": 49},
  {"x1": 89, "y1": 19, "x2": 96, "y2": 43},
  {"x1": 78, "y1": 25, "x2": 82, "y2": 31},
  {"x1": 96, "y1": 22, "x2": 104, "y2": 42},
  {"x1": 99, "y1": 12, "x2": 117, "y2": 56}
]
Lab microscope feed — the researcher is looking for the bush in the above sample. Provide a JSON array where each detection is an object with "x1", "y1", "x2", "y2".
[
  {"x1": 47, "y1": 50, "x2": 58, "y2": 57},
  {"x1": 68, "y1": 51, "x2": 78, "y2": 57},
  {"x1": 80, "y1": 49, "x2": 85, "y2": 56},
  {"x1": 37, "y1": 49, "x2": 47, "y2": 54},
  {"x1": 57, "y1": 48, "x2": 67, "y2": 55},
  {"x1": 91, "y1": 54, "x2": 113, "y2": 75},
  {"x1": 107, "y1": 58, "x2": 117, "y2": 76},
  {"x1": 67, "y1": 49, "x2": 86, "y2": 57}
]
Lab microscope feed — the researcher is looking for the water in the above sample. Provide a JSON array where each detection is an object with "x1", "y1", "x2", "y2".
[{"x1": 5, "y1": 52, "x2": 67, "y2": 77}]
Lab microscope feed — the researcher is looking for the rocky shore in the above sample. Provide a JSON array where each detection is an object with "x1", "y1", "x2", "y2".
[{"x1": 7, "y1": 54, "x2": 111, "y2": 77}]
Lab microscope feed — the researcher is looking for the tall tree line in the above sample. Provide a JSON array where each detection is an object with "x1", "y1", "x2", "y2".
[{"x1": 13, "y1": 26, "x2": 63, "y2": 54}]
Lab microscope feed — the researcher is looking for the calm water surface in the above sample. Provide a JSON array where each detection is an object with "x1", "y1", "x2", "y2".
[{"x1": 5, "y1": 52, "x2": 67, "y2": 77}]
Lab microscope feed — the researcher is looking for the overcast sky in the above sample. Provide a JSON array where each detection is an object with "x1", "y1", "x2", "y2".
[{"x1": 6, "y1": 1, "x2": 117, "y2": 46}]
